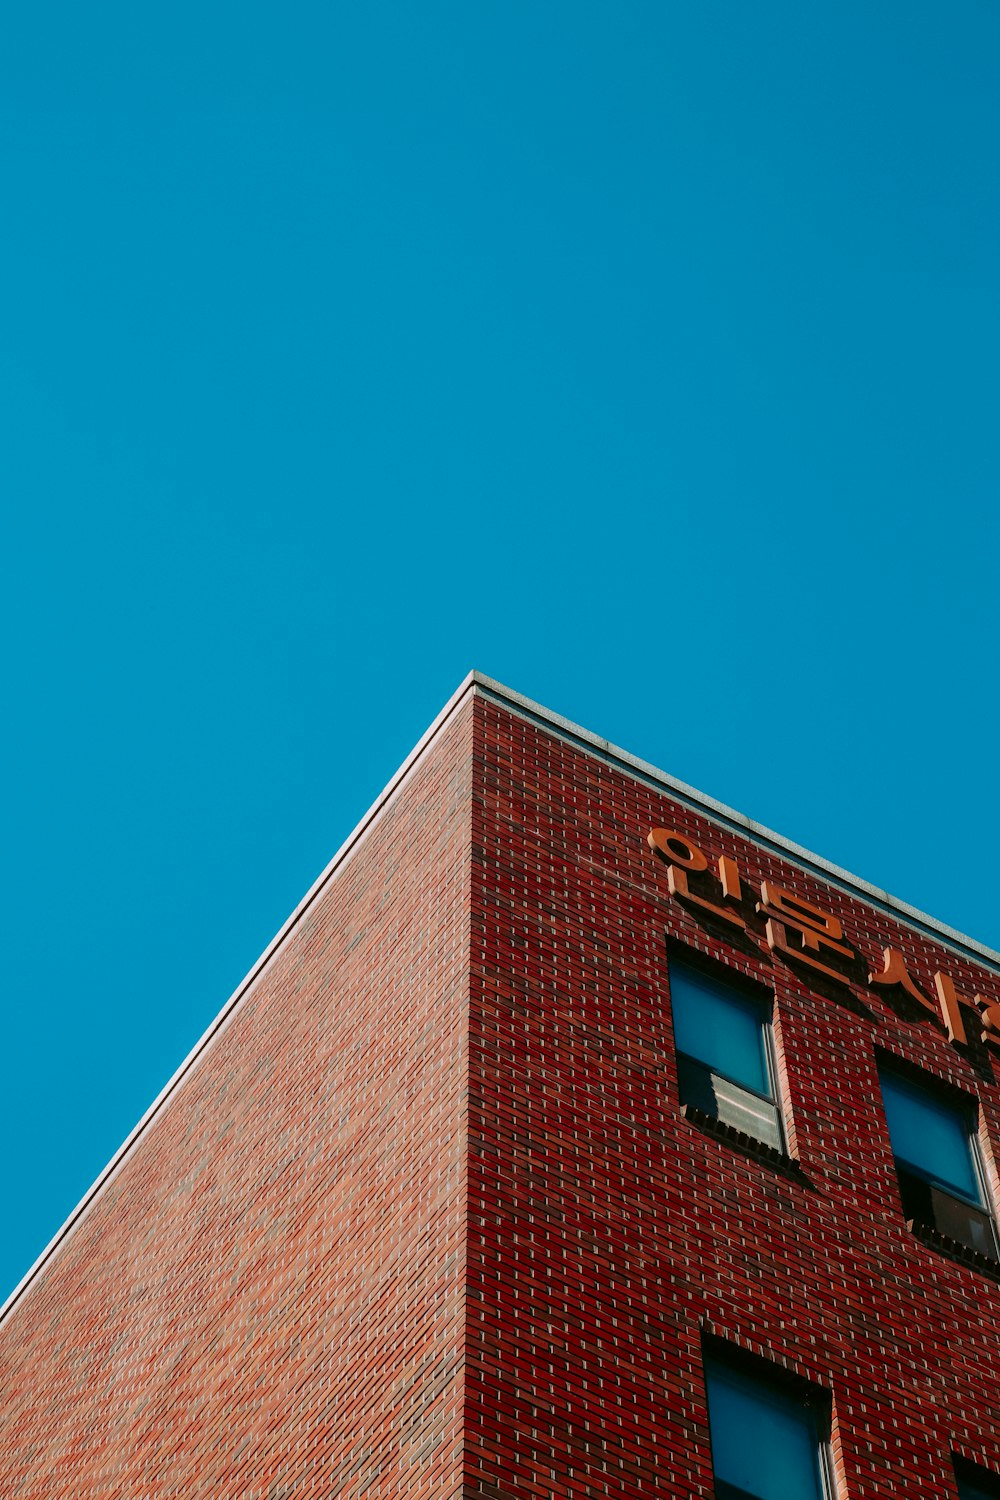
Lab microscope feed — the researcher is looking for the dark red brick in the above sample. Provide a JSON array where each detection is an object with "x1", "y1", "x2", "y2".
[{"x1": 3, "y1": 681, "x2": 999, "y2": 1499}]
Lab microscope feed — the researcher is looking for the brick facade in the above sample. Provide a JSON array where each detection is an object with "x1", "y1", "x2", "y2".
[
  {"x1": 3, "y1": 678, "x2": 999, "y2": 1497},
  {"x1": 0, "y1": 696, "x2": 473, "y2": 1499},
  {"x1": 466, "y1": 693, "x2": 1000, "y2": 1499}
]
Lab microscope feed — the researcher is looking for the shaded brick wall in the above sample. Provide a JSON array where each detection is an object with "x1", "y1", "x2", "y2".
[
  {"x1": 0, "y1": 700, "x2": 473, "y2": 1500},
  {"x1": 6, "y1": 685, "x2": 1000, "y2": 1498},
  {"x1": 465, "y1": 695, "x2": 1000, "y2": 1498}
]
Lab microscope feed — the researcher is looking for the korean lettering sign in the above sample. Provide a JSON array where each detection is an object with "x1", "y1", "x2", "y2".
[{"x1": 647, "y1": 827, "x2": 1000, "y2": 1052}]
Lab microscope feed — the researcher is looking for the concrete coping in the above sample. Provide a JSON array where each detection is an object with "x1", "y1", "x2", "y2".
[
  {"x1": 472, "y1": 672, "x2": 1000, "y2": 970},
  {"x1": 2, "y1": 669, "x2": 997, "y2": 1325}
]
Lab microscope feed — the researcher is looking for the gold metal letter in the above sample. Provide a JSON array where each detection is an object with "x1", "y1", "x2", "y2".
[
  {"x1": 647, "y1": 829, "x2": 709, "y2": 870},
  {"x1": 932, "y1": 972, "x2": 969, "y2": 1047},
  {"x1": 757, "y1": 882, "x2": 853, "y2": 984},
  {"x1": 868, "y1": 947, "x2": 934, "y2": 1011}
]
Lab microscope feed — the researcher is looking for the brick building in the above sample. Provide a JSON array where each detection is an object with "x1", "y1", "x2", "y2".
[{"x1": 3, "y1": 672, "x2": 1000, "y2": 1498}]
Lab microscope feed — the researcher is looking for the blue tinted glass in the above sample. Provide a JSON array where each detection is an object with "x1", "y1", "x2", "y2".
[
  {"x1": 670, "y1": 960, "x2": 770, "y2": 1096},
  {"x1": 879, "y1": 1071, "x2": 981, "y2": 1204},
  {"x1": 706, "y1": 1362, "x2": 824, "y2": 1500},
  {"x1": 958, "y1": 1480, "x2": 1000, "y2": 1500}
]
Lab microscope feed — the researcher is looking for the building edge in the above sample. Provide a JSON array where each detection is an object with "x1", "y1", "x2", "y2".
[
  {"x1": 0, "y1": 669, "x2": 479, "y2": 1328},
  {"x1": 471, "y1": 673, "x2": 999, "y2": 968},
  {"x1": 4, "y1": 668, "x2": 997, "y2": 1327}
]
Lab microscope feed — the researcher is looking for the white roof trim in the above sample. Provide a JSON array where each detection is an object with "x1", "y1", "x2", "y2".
[
  {"x1": 3, "y1": 670, "x2": 996, "y2": 1325},
  {"x1": 1, "y1": 671, "x2": 479, "y2": 1325},
  {"x1": 471, "y1": 672, "x2": 1000, "y2": 968}
]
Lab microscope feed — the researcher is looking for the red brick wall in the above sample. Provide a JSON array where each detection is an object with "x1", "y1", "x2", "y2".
[
  {"x1": 5, "y1": 685, "x2": 1000, "y2": 1499},
  {"x1": 466, "y1": 694, "x2": 1000, "y2": 1498},
  {"x1": 0, "y1": 699, "x2": 473, "y2": 1500}
]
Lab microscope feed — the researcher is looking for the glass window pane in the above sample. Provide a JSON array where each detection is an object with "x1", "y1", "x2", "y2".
[
  {"x1": 706, "y1": 1362, "x2": 824, "y2": 1500},
  {"x1": 677, "y1": 1056, "x2": 783, "y2": 1151},
  {"x1": 670, "y1": 960, "x2": 770, "y2": 1096},
  {"x1": 879, "y1": 1071, "x2": 981, "y2": 1204},
  {"x1": 958, "y1": 1476, "x2": 1000, "y2": 1500}
]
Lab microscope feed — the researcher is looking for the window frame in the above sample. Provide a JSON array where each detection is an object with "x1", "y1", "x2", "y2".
[
  {"x1": 877, "y1": 1059, "x2": 999, "y2": 1264},
  {"x1": 703, "y1": 1349, "x2": 835, "y2": 1500},
  {"x1": 668, "y1": 948, "x2": 786, "y2": 1156}
]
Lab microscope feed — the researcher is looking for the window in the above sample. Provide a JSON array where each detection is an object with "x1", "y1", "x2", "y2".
[
  {"x1": 705, "y1": 1355, "x2": 832, "y2": 1500},
  {"x1": 958, "y1": 1477, "x2": 1000, "y2": 1500},
  {"x1": 954, "y1": 1458, "x2": 1000, "y2": 1499},
  {"x1": 878, "y1": 1064, "x2": 998, "y2": 1261},
  {"x1": 669, "y1": 954, "x2": 783, "y2": 1152}
]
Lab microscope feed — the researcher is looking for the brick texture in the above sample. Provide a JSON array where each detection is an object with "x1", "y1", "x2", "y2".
[
  {"x1": 3, "y1": 685, "x2": 1000, "y2": 1498},
  {"x1": 465, "y1": 694, "x2": 1000, "y2": 1499},
  {"x1": 0, "y1": 698, "x2": 473, "y2": 1500}
]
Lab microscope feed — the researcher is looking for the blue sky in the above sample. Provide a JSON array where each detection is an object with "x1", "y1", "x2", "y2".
[{"x1": 2, "y1": 1, "x2": 997, "y2": 1301}]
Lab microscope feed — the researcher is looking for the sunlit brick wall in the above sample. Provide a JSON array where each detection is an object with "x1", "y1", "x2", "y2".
[
  {"x1": 0, "y1": 700, "x2": 473, "y2": 1500},
  {"x1": 5, "y1": 684, "x2": 1000, "y2": 1499},
  {"x1": 465, "y1": 695, "x2": 1000, "y2": 1498}
]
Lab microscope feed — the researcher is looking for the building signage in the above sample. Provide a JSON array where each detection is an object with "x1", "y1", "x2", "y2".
[{"x1": 647, "y1": 827, "x2": 1000, "y2": 1053}]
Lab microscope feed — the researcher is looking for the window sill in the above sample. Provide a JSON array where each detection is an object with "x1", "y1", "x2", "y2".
[
  {"x1": 907, "y1": 1218, "x2": 1000, "y2": 1278},
  {"x1": 680, "y1": 1103, "x2": 804, "y2": 1181}
]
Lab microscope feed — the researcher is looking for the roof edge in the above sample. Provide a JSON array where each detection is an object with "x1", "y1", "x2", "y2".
[
  {"x1": 0, "y1": 671, "x2": 479, "y2": 1326},
  {"x1": 4, "y1": 669, "x2": 996, "y2": 1325},
  {"x1": 470, "y1": 671, "x2": 1000, "y2": 970}
]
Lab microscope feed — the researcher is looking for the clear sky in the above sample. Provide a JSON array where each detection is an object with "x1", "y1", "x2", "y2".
[{"x1": 2, "y1": 2, "x2": 997, "y2": 1302}]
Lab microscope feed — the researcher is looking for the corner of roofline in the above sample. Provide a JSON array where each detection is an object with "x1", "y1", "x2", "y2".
[
  {"x1": 0, "y1": 670, "x2": 485, "y2": 1328},
  {"x1": 459, "y1": 675, "x2": 1000, "y2": 970},
  {"x1": 5, "y1": 670, "x2": 996, "y2": 1328}
]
